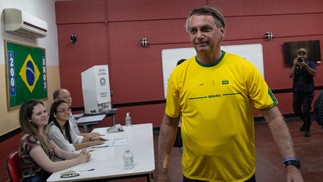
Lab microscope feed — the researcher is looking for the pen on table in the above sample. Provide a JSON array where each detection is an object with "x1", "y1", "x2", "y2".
[
  {"x1": 91, "y1": 145, "x2": 109, "y2": 149},
  {"x1": 77, "y1": 168, "x2": 95, "y2": 173}
]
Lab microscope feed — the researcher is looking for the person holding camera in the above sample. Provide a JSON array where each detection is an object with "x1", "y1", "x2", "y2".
[{"x1": 289, "y1": 48, "x2": 317, "y2": 137}]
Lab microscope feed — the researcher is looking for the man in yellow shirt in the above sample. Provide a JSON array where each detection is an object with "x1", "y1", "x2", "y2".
[{"x1": 158, "y1": 6, "x2": 303, "y2": 182}]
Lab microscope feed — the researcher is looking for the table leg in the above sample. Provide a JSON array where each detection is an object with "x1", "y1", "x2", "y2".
[
  {"x1": 83, "y1": 124, "x2": 88, "y2": 133},
  {"x1": 147, "y1": 173, "x2": 153, "y2": 182},
  {"x1": 112, "y1": 113, "x2": 116, "y2": 125}
]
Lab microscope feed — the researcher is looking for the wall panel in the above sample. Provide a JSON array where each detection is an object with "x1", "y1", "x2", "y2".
[
  {"x1": 224, "y1": 14, "x2": 323, "y2": 41},
  {"x1": 209, "y1": 0, "x2": 323, "y2": 16},
  {"x1": 55, "y1": 0, "x2": 106, "y2": 24},
  {"x1": 107, "y1": 0, "x2": 207, "y2": 21},
  {"x1": 57, "y1": 23, "x2": 109, "y2": 107},
  {"x1": 107, "y1": 19, "x2": 190, "y2": 103}
]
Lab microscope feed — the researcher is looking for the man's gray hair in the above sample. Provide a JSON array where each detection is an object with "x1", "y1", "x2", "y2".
[{"x1": 185, "y1": 6, "x2": 225, "y2": 32}]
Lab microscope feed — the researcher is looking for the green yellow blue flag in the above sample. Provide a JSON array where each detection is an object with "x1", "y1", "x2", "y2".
[{"x1": 5, "y1": 40, "x2": 47, "y2": 109}]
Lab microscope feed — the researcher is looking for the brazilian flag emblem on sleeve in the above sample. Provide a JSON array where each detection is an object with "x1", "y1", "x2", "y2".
[{"x1": 5, "y1": 40, "x2": 47, "y2": 109}]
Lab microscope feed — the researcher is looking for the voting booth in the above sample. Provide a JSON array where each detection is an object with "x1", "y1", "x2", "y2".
[{"x1": 81, "y1": 65, "x2": 112, "y2": 114}]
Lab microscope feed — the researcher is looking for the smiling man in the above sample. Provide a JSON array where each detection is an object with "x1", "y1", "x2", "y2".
[{"x1": 158, "y1": 6, "x2": 303, "y2": 182}]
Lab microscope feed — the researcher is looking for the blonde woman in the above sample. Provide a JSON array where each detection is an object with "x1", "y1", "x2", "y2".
[{"x1": 19, "y1": 100, "x2": 91, "y2": 182}]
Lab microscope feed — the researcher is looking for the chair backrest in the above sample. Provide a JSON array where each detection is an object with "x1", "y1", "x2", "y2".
[{"x1": 7, "y1": 151, "x2": 22, "y2": 182}]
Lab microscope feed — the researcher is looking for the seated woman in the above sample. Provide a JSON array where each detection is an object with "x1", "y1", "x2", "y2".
[
  {"x1": 19, "y1": 100, "x2": 91, "y2": 182},
  {"x1": 47, "y1": 100, "x2": 105, "y2": 152}
]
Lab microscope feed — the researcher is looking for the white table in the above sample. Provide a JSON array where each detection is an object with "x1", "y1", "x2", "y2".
[{"x1": 47, "y1": 123, "x2": 155, "y2": 181}]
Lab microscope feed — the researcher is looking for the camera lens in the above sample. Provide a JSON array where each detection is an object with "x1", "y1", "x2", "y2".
[{"x1": 298, "y1": 58, "x2": 303, "y2": 62}]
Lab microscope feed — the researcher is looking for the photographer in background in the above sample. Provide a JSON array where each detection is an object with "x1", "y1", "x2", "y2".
[{"x1": 289, "y1": 48, "x2": 317, "y2": 137}]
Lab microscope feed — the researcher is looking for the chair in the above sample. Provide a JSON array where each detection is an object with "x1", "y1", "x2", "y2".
[{"x1": 7, "y1": 151, "x2": 22, "y2": 182}]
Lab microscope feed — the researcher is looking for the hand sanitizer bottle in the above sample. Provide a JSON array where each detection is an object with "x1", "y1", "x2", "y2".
[
  {"x1": 125, "y1": 112, "x2": 131, "y2": 127},
  {"x1": 123, "y1": 146, "x2": 134, "y2": 170}
]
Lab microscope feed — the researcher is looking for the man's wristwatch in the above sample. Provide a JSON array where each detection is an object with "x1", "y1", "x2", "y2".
[{"x1": 284, "y1": 158, "x2": 301, "y2": 169}]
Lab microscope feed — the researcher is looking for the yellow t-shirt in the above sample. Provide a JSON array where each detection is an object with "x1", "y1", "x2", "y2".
[{"x1": 165, "y1": 51, "x2": 277, "y2": 181}]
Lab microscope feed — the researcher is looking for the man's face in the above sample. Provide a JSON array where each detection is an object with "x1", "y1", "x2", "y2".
[
  {"x1": 297, "y1": 52, "x2": 307, "y2": 60},
  {"x1": 58, "y1": 90, "x2": 72, "y2": 107},
  {"x1": 187, "y1": 15, "x2": 224, "y2": 53}
]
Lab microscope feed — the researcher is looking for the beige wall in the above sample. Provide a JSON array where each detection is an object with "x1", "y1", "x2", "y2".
[
  {"x1": 0, "y1": 65, "x2": 60, "y2": 136},
  {"x1": 0, "y1": 0, "x2": 60, "y2": 137}
]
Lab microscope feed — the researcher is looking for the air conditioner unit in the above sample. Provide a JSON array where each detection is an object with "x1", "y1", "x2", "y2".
[{"x1": 3, "y1": 8, "x2": 48, "y2": 38}]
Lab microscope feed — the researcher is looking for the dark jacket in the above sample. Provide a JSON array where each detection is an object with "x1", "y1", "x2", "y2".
[{"x1": 292, "y1": 61, "x2": 316, "y2": 94}]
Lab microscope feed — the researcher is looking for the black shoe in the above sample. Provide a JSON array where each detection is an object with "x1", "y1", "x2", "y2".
[
  {"x1": 304, "y1": 131, "x2": 311, "y2": 137},
  {"x1": 300, "y1": 125, "x2": 305, "y2": 132}
]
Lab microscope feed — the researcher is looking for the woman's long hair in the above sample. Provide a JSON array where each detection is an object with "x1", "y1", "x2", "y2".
[
  {"x1": 49, "y1": 100, "x2": 72, "y2": 143},
  {"x1": 19, "y1": 100, "x2": 53, "y2": 155}
]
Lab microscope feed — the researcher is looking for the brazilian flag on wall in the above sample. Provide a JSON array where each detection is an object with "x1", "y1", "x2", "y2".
[{"x1": 5, "y1": 40, "x2": 47, "y2": 109}]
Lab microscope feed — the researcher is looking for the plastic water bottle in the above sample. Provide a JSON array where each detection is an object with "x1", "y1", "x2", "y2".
[
  {"x1": 123, "y1": 146, "x2": 134, "y2": 170},
  {"x1": 125, "y1": 112, "x2": 131, "y2": 127}
]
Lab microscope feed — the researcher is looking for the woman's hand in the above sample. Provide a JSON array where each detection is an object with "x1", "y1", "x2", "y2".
[
  {"x1": 91, "y1": 139, "x2": 105, "y2": 146},
  {"x1": 87, "y1": 136, "x2": 107, "y2": 143},
  {"x1": 92, "y1": 136, "x2": 108, "y2": 141},
  {"x1": 88, "y1": 132, "x2": 102, "y2": 137},
  {"x1": 77, "y1": 149, "x2": 91, "y2": 164}
]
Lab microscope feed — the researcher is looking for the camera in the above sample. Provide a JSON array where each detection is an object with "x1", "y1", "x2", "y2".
[{"x1": 297, "y1": 58, "x2": 303, "y2": 62}]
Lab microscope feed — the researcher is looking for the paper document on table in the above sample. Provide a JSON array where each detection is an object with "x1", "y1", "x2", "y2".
[
  {"x1": 107, "y1": 139, "x2": 128, "y2": 146},
  {"x1": 92, "y1": 139, "x2": 128, "y2": 148}
]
